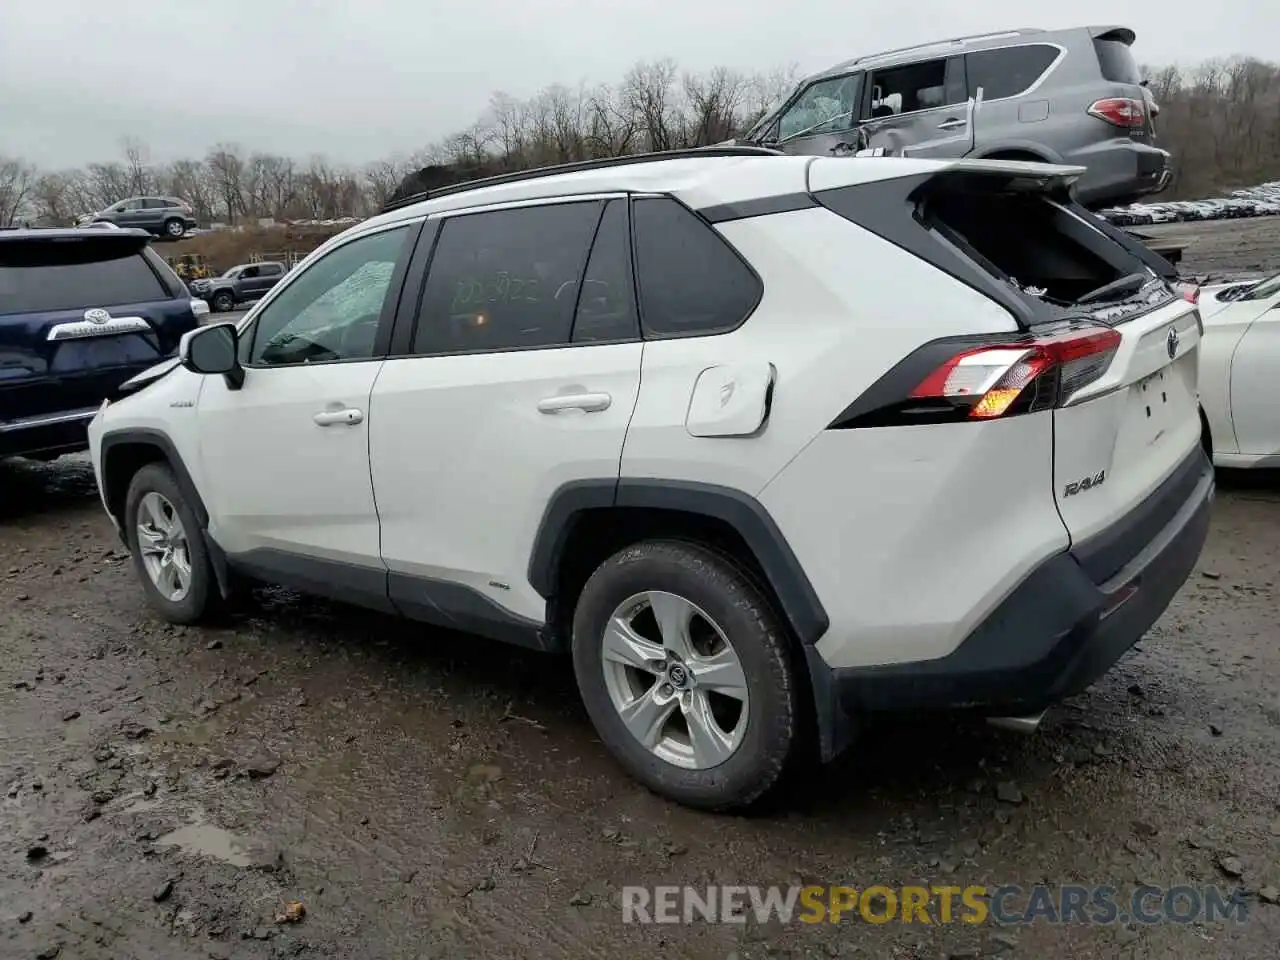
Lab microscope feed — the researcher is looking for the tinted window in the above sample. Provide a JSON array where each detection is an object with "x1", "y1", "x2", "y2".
[
  {"x1": 261, "y1": 264, "x2": 284, "y2": 276},
  {"x1": 0, "y1": 244, "x2": 168, "y2": 314},
  {"x1": 572, "y1": 200, "x2": 638, "y2": 343},
  {"x1": 142, "y1": 199, "x2": 165, "y2": 209},
  {"x1": 412, "y1": 202, "x2": 602, "y2": 354},
  {"x1": 965, "y1": 44, "x2": 1060, "y2": 100},
  {"x1": 777, "y1": 74, "x2": 862, "y2": 140},
  {"x1": 248, "y1": 226, "x2": 409, "y2": 366},
  {"x1": 631, "y1": 198, "x2": 760, "y2": 337},
  {"x1": 1093, "y1": 39, "x2": 1141, "y2": 84},
  {"x1": 241, "y1": 266, "x2": 260, "y2": 279}
]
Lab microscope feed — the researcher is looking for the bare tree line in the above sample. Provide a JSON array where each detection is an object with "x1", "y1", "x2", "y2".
[{"x1": 2, "y1": 55, "x2": 1278, "y2": 229}]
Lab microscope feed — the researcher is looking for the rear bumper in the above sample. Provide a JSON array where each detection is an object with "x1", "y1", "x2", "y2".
[
  {"x1": 807, "y1": 447, "x2": 1212, "y2": 756},
  {"x1": 1070, "y1": 141, "x2": 1171, "y2": 207},
  {"x1": 0, "y1": 406, "x2": 100, "y2": 458}
]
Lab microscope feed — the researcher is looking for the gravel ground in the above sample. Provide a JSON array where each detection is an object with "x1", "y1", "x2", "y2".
[
  {"x1": 5, "y1": 227, "x2": 1280, "y2": 958},
  {"x1": 1138, "y1": 216, "x2": 1280, "y2": 279}
]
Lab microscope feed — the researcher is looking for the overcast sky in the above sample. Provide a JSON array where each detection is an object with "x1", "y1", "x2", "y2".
[{"x1": 0, "y1": 0, "x2": 1265, "y2": 170}]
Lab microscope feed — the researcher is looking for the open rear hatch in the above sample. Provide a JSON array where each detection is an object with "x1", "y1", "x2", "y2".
[{"x1": 913, "y1": 162, "x2": 1202, "y2": 569}]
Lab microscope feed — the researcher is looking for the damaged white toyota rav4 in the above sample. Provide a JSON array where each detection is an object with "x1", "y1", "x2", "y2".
[{"x1": 87, "y1": 147, "x2": 1212, "y2": 810}]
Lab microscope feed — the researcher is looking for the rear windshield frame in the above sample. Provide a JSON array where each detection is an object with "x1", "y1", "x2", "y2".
[
  {"x1": 812, "y1": 172, "x2": 1172, "y2": 329},
  {"x1": 915, "y1": 181, "x2": 1173, "y2": 322}
]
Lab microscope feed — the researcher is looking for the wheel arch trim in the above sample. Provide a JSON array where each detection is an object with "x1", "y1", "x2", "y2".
[
  {"x1": 99, "y1": 427, "x2": 230, "y2": 596},
  {"x1": 527, "y1": 477, "x2": 831, "y2": 646}
]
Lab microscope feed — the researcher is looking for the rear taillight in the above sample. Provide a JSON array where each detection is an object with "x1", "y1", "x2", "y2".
[
  {"x1": 830, "y1": 326, "x2": 1122, "y2": 429},
  {"x1": 1176, "y1": 282, "x2": 1199, "y2": 304},
  {"x1": 1088, "y1": 97, "x2": 1146, "y2": 128}
]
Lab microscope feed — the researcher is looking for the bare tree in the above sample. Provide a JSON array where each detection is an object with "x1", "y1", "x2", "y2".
[
  {"x1": 0, "y1": 157, "x2": 36, "y2": 226},
  {"x1": 121, "y1": 136, "x2": 153, "y2": 195},
  {"x1": 624, "y1": 59, "x2": 683, "y2": 151},
  {"x1": 206, "y1": 145, "x2": 247, "y2": 223},
  {"x1": 29, "y1": 172, "x2": 78, "y2": 225},
  {"x1": 83, "y1": 161, "x2": 130, "y2": 211}
]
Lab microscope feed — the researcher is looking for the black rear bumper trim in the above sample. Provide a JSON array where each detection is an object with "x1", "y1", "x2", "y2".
[
  {"x1": 805, "y1": 448, "x2": 1212, "y2": 737},
  {"x1": 1069, "y1": 446, "x2": 1206, "y2": 584}
]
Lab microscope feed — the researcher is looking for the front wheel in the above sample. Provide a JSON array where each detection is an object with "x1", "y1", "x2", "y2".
[
  {"x1": 211, "y1": 291, "x2": 234, "y2": 313},
  {"x1": 124, "y1": 463, "x2": 218, "y2": 624},
  {"x1": 572, "y1": 539, "x2": 800, "y2": 810}
]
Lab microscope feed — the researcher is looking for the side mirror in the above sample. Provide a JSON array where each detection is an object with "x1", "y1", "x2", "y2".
[{"x1": 180, "y1": 323, "x2": 244, "y2": 389}]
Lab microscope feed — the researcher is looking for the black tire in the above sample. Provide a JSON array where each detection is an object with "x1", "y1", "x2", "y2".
[
  {"x1": 163, "y1": 218, "x2": 186, "y2": 238},
  {"x1": 211, "y1": 291, "x2": 234, "y2": 313},
  {"x1": 124, "y1": 463, "x2": 218, "y2": 624},
  {"x1": 572, "y1": 539, "x2": 799, "y2": 811}
]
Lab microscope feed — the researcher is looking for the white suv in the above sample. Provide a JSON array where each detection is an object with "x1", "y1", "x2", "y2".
[{"x1": 87, "y1": 147, "x2": 1213, "y2": 810}]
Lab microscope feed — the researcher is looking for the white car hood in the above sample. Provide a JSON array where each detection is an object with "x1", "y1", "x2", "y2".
[{"x1": 119, "y1": 356, "x2": 182, "y2": 393}]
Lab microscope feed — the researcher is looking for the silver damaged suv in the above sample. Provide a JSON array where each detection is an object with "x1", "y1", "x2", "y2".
[{"x1": 738, "y1": 25, "x2": 1171, "y2": 209}]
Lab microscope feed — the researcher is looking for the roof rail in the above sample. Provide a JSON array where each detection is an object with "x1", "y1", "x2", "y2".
[
  {"x1": 379, "y1": 146, "x2": 785, "y2": 213},
  {"x1": 850, "y1": 28, "x2": 1045, "y2": 65}
]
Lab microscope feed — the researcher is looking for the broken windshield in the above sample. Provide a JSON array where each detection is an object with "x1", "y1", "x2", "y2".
[{"x1": 774, "y1": 74, "x2": 863, "y2": 141}]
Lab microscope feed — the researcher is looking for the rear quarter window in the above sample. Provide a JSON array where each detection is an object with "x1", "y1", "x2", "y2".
[
  {"x1": 0, "y1": 244, "x2": 169, "y2": 314},
  {"x1": 1093, "y1": 39, "x2": 1142, "y2": 84},
  {"x1": 631, "y1": 197, "x2": 761, "y2": 337},
  {"x1": 965, "y1": 44, "x2": 1061, "y2": 100}
]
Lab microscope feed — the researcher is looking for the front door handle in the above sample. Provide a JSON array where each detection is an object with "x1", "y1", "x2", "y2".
[
  {"x1": 313, "y1": 408, "x2": 364, "y2": 426},
  {"x1": 537, "y1": 392, "x2": 612, "y2": 414},
  {"x1": 937, "y1": 118, "x2": 967, "y2": 130}
]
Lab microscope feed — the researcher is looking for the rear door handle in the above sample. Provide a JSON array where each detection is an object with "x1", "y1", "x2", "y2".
[
  {"x1": 313, "y1": 408, "x2": 364, "y2": 426},
  {"x1": 537, "y1": 392, "x2": 612, "y2": 414},
  {"x1": 937, "y1": 118, "x2": 967, "y2": 130}
]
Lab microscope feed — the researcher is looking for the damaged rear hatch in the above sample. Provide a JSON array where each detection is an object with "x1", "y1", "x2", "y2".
[{"x1": 913, "y1": 160, "x2": 1204, "y2": 574}]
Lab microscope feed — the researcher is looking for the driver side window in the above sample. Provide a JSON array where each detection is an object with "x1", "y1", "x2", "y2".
[{"x1": 247, "y1": 225, "x2": 410, "y2": 367}]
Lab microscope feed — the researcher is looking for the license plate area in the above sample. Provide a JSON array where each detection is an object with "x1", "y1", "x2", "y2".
[
  {"x1": 50, "y1": 334, "x2": 161, "y2": 373},
  {"x1": 1126, "y1": 353, "x2": 1196, "y2": 453}
]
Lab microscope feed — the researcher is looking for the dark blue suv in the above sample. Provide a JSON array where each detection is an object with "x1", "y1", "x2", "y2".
[{"x1": 0, "y1": 228, "x2": 206, "y2": 460}]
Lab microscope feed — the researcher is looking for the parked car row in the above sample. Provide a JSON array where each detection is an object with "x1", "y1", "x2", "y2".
[{"x1": 1101, "y1": 181, "x2": 1280, "y2": 225}]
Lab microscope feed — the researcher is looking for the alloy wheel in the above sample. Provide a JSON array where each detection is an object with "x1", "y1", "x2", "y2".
[
  {"x1": 600, "y1": 591, "x2": 750, "y2": 769},
  {"x1": 135, "y1": 491, "x2": 192, "y2": 603}
]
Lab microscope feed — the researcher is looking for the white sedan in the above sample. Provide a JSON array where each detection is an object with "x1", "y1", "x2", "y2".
[{"x1": 1198, "y1": 271, "x2": 1280, "y2": 468}]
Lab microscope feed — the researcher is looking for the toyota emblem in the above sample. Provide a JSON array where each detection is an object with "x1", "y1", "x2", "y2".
[
  {"x1": 84, "y1": 308, "x2": 111, "y2": 326},
  {"x1": 1166, "y1": 327, "x2": 1179, "y2": 360}
]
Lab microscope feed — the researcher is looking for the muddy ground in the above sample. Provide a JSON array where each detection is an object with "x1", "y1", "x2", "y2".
[
  {"x1": 4, "y1": 468, "x2": 1280, "y2": 960},
  {"x1": 5, "y1": 221, "x2": 1280, "y2": 958}
]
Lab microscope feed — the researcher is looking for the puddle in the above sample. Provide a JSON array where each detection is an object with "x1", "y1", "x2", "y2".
[{"x1": 155, "y1": 820, "x2": 253, "y2": 867}]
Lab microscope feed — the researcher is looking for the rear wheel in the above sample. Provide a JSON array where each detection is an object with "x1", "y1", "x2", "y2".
[
  {"x1": 124, "y1": 463, "x2": 218, "y2": 624},
  {"x1": 163, "y1": 218, "x2": 186, "y2": 238},
  {"x1": 572, "y1": 539, "x2": 799, "y2": 810}
]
